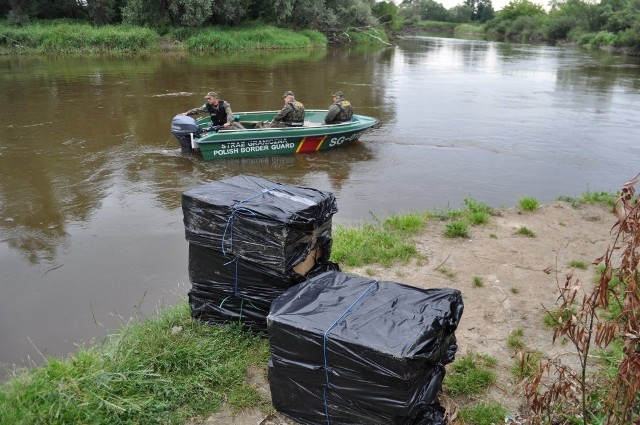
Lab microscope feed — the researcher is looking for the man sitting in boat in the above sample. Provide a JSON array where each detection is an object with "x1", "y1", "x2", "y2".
[
  {"x1": 180, "y1": 91, "x2": 244, "y2": 130},
  {"x1": 324, "y1": 91, "x2": 353, "y2": 124},
  {"x1": 257, "y1": 90, "x2": 305, "y2": 128}
]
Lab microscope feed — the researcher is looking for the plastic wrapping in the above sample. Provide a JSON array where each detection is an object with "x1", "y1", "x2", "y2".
[
  {"x1": 267, "y1": 271, "x2": 464, "y2": 424},
  {"x1": 188, "y1": 243, "x2": 305, "y2": 333},
  {"x1": 182, "y1": 175, "x2": 338, "y2": 273},
  {"x1": 183, "y1": 176, "x2": 339, "y2": 332}
]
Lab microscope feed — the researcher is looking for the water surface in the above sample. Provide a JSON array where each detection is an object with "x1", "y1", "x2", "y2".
[{"x1": 1, "y1": 37, "x2": 639, "y2": 373}]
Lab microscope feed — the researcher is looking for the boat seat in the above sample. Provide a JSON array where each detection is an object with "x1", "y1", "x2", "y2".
[{"x1": 303, "y1": 122, "x2": 323, "y2": 128}]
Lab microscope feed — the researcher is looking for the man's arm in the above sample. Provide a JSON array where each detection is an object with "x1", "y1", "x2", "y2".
[
  {"x1": 184, "y1": 104, "x2": 207, "y2": 116},
  {"x1": 324, "y1": 104, "x2": 340, "y2": 124},
  {"x1": 223, "y1": 101, "x2": 235, "y2": 124},
  {"x1": 272, "y1": 104, "x2": 292, "y2": 123}
]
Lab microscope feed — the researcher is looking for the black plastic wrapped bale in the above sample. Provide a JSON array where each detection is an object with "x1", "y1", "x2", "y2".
[
  {"x1": 188, "y1": 243, "x2": 340, "y2": 333},
  {"x1": 267, "y1": 271, "x2": 464, "y2": 425},
  {"x1": 182, "y1": 175, "x2": 337, "y2": 273}
]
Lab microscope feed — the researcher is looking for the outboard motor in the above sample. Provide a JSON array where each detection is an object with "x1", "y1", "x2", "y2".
[{"x1": 171, "y1": 115, "x2": 201, "y2": 153}]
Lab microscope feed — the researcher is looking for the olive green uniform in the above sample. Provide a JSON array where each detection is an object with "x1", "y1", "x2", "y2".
[
  {"x1": 185, "y1": 100, "x2": 243, "y2": 129},
  {"x1": 324, "y1": 99, "x2": 353, "y2": 124},
  {"x1": 271, "y1": 100, "x2": 305, "y2": 127}
]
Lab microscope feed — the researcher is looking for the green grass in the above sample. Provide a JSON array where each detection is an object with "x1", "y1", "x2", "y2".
[
  {"x1": 184, "y1": 26, "x2": 326, "y2": 51},
  {"x1": 0, "y1": 21, "x2": 160, "y2": 53},
  {"x1": 557, "y1": 190, "x2": 617, "y2": 209},
  {"x1": 519, "y1": 196, "x2": 539, "y2": 211},
  {"x1": 516, "y1": 226, "x2": 536, "y2": 237},
  {"x1": 0, "y1": 21, "x2": 327, "y2": 54},
  {"x1": 454, "y1": 23, "x2": 485, "y2": 35},
  {"x1": 438, "y1": 266, "x2": 457, "y2": 278},
  {"x1": 330, "y1": 214, "x2": 423, "y2": 267},
  {"x1": 444, "y1": 352, "x2": 497, "y2": 395},
  {"x1": 458, "y1": 401, "x2": 508, "y2": 425},
  {"x1": 507, "y1": 327, "x2": 525, "y2": 350},
  {"x1": 511, "y1": 350, "x2": 542, "y2": 379},
  {"x1": 568, "y1": 259, "x2": 588, "y2": 270},
  {"x1": 510, "y1": 287, "x2": 519, "y2": 294},
  {"x1": 0, "y1": 303, "x2": 270, "y2": 424},
  {"x1": 472, "y1": 276, "x2": 484, "y2": 287},
  {"x1": 444, "y1": 220, "x2": 469, "y2": 238},
  {"x1": 543, "y1": 306, "x2": 577, "y2": 329}
]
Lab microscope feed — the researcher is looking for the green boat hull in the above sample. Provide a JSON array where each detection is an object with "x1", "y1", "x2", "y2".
[{"x1": 177, "y1": 110, "x2": 379, "y2": 160}]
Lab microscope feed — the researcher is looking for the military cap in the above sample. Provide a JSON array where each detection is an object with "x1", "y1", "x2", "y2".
[
  {"x1": 282, "y1": 90, "x2": 294, "y2": 97},
  {"x1": 204, "y1": 91, "x2": 219, "y2": 98},
  {"x1": 332, "y1": 91, "x2": 344, "y2": 97}
]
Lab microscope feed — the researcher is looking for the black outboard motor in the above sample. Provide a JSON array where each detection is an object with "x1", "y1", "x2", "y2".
[{"x1": 171, "y1": 115, "x2": 201, "y2": 153}]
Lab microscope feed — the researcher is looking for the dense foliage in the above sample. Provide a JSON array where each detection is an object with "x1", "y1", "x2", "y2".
[
  {"x1": 398, "y1": 0, "x2": 640, "y2": 54},
  {"x1": 482, "y1": 0, "x2": 640, "y2": 53},
  {"x1": 2, "y1": 0, "x2": 638, "y2": 56},
  {"x1": 1, "y1": 0, "x2": 382, "y2": 30}
]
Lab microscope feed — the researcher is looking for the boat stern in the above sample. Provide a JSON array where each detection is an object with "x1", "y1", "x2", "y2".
[{"x1": 170, "y1": 115, "x2": 201, "y2": 152}]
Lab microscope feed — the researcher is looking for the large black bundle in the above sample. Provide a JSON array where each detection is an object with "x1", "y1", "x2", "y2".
[
  {"x1": 182, "y1": 175, "x2": 337, "y2": 273},
  {"x1": 189, "y1": 243, "x2": 339, "y2": 333},
  {"x1": 268, "y1": 364, "x2": 447, "y2": 425},
  {"x1": 267, "y1": 271, "x2": 464, "y2": 425}
]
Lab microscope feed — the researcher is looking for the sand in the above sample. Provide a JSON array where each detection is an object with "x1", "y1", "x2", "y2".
[{"x1": 189, "y1": 199, "x2": 616, "y2": 424}]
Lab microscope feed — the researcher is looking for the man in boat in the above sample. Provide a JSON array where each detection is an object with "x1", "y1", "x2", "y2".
[
  {"x1": 181, "y1": 91, "x2": 244, "y2": 130},
  {"x1": 257, "y1": 90, "x2": 305, "y2": 128},
  {"x1": 324, "y1": 91, "x2": 353, "y2": 124}
]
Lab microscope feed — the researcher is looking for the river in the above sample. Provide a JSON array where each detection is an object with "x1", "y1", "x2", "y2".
[{"x1": 1, "y1": 36, "x2": 639, "y2": 374}]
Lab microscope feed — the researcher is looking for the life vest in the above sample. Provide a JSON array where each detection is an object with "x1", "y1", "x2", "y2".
[
  {"x1": 335, "y1": 100, "x2": 353, "y2": 122},
  {"x1": 205, "y1": 100, "x2": 227, "y2": 126},
  {"x1": 285, "y1": 101, "x2": 305, "y2": 127}
]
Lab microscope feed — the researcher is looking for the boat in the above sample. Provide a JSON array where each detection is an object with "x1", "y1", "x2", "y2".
[{"x1": 170, "y1": 110, "x2": 379, "y2": 160}]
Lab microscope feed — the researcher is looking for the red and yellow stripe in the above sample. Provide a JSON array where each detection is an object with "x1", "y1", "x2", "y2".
[{"x1": 296, "y1": 135, "x2": 326, "y2": 154}]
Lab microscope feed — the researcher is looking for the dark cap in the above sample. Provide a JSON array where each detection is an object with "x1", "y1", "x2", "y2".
[
  {"x1": 204, "y1": 91, "x2": 219, "y2": 98},
  {"x1": 282, "y1": 90, "x2": 294, "y2": 98},
  {"x1": 332, "y1": 91, "x2": 344, "y2": 97}
]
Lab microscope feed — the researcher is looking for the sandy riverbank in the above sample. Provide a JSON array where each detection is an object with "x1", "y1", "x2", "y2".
[{"x1": 187, "y1": 199, "x2": 617, "y2": 424}]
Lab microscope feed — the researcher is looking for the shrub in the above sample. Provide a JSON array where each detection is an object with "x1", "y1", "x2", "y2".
[{"x1": 546, "y1": 15, "x2": 577, "y2": 41}]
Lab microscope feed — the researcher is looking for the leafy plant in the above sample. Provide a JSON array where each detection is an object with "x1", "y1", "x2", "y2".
[
  {"x1": 512, "y1": 350, "x2": 541, "y2": 379},
  {"x1": 524, "y1": 175, "x2": 640, "y2": 424}
]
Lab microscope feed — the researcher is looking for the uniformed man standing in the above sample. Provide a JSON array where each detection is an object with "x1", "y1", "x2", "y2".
[
  {"x1": 324, "y1": 91, "x2": 353, "y2": 124},
  {"x1": 181, "y1": 91, "x2": 243, "y2": 129}
]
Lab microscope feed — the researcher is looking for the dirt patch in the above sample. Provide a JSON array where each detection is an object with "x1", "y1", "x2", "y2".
[{"x1": 192, "y1": 200, "x2": 615, "y2": 423}]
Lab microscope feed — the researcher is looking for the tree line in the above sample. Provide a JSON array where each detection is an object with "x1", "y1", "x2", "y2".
[
  {"x1": 2, "y1": 0, "x2": 639, "y2": 53},
  {"x1": 401, "y1": 0, "x2": 640, "y2": 53},
  {"x1": 1, "y1": 0, "x2": 383, "y2": 30}
]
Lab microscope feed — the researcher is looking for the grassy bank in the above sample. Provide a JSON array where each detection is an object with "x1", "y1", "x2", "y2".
[
  {"x1": 0, "y1": 20, "x2": 327, "y2": 54},
  {"x1": 0, "y1": 303, "x2": 270, "y2": 424},
  {"x1": 0, "y1": 192, "x2": 625, "y2": 424}
]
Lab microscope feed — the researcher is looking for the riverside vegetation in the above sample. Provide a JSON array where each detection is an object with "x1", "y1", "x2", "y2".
[
  {"x1": 2, "y1": 187, "x2": 638, "y2": 424},
  {"x1": 2, "y1": 0, "x2": 640, "y2": 55}
]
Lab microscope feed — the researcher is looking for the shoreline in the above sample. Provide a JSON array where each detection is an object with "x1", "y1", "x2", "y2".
[{"x1": 1, "y1": 197, "x2": 620, "y2": 423}]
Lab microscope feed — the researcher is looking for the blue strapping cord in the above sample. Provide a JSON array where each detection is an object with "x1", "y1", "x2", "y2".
[
  {"x1": 218, "y1": 186, "x2": 281, "y2": 315},
  {"x1": 221, "y1": 185, "x2": 280, "y2": 256},
  {"x1": 321, "y1": 281, "x2": 378, "y2": 425},
  {"x1": 222, "y1": 206, "x2": 255, "y2": 256}
]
